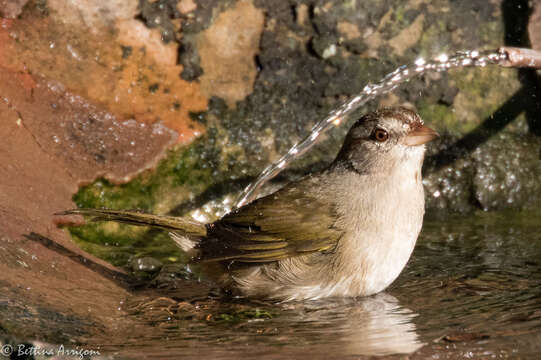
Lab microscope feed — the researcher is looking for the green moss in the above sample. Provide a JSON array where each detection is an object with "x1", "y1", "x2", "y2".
[
  {"x1": 417, "y1": 64, "x2": 522, "y2": 136},
  {"x1": 417, "y1": 21, "x2": 451, "y2": 58},
  {"x1": 477, "y1": 21, "x2": 503, "y2": 47},
  {"x1": 387, "y1": 4, "x2": 409, "y2": 37},
  {"x1": 69, "y1": 135, "x2": 228, "y2": 268},
  {"x1": 214, "y1": 308, "x2": 274, "y2": 323},
  {"x1": 375, "y1": 3, "x2": 421, "y2": 42},
  {"x1": 450, "y1": 66, "x2": 521, "y2": 131},
  {"x1": 73, "y1": 133, "x2": 226, "y2": 209},
  {"x1": 69, "y1": 224, "x2": 182, "y2": 268}
]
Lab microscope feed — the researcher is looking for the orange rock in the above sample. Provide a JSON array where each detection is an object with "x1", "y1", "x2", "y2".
[
  {"x1": 0, "y1": 12, "x2": 208, "y2": 144},
  {"x1": 0, "y1": 66, "x2": 136, "y2": 340},
  {"x1": 197, "y1": 0, "x2": 264, "y2": 108},
  {"x1": 177, "y1": 0, "x2": 197, "y2": 14}
]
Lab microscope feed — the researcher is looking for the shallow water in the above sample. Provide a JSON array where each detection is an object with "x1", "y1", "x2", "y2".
[{"x1": 84, "y1": 209, "x2": 541, "y2": 359}]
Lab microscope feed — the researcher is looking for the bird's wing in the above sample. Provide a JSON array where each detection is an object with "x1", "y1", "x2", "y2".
[{"x1": 197, "y1": 180, "x2": 343, "y2": 263}]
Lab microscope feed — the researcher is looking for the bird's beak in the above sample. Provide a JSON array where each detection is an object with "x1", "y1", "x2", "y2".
[{"x1": 403, "y1": 125, "x2": 439, "y2": 146}]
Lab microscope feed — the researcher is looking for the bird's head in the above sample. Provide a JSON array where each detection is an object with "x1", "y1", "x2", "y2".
[{"x1": 334, "y1": 107, "x2": 438, "y2": 175}]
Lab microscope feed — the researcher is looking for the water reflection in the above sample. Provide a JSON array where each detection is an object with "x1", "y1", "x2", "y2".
[
  {"x1": 288, "y1": 294, "x2": 423, "y2": 356},
  {"x1": 109, "y1": 292, "x2": 422, "y2": 358}
]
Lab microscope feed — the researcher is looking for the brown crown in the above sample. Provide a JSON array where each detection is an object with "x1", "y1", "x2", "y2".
[{"x1": 372, "y1": 107, "x2": 424, "y2": 130}]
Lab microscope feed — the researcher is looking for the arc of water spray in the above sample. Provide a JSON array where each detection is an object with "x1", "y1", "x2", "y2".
[{"x1": 235, "y1": 47, "x2": 541, "y2": 209}]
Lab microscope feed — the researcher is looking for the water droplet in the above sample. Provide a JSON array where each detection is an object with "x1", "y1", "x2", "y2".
[
  {"x1": 322, "y1": 44, "x2": 337, "y2": 59},
  {"x1": 66, "y1": 44, "x2": 82, "y2": 61},
  {"x1": 436, "y1": 54, "x2": 449, "y2": 62}
]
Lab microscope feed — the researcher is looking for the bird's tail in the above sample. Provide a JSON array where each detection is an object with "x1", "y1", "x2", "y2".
[{"x1": 57, "y1": 208, "x2": 206, "y2": 252}]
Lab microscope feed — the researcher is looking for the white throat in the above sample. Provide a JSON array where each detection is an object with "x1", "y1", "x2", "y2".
[{"x1": 330, "y1": 145, "x2": 426, "y2": 296}]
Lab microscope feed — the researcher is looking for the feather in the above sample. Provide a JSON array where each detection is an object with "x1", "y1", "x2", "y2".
[
  {"x1": 196, "y1": 178, "x2": 343, "y2": 263},
  {"x1": 58, "y1": 208, "x2": 207, "y2": 237}
]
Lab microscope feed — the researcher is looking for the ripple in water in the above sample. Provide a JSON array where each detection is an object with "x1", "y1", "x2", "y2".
[{"x1": 85, "y1": 210, "x2": 541, "y2": 359}]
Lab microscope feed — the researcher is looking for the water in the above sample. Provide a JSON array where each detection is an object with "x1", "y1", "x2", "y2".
[
  {"x1": 83, "y1": 209, "x2": 541, "y2": 359},
  {"x1": 235, "y1": 48, "x2": 536, "y2": 208}
]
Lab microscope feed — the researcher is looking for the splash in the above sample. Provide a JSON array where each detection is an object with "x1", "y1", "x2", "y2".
[{"x1": 235, "y1": 47, "x2": 541, "y2": 208}]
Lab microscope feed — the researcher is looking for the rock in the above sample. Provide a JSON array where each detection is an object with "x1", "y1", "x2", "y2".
[
  {"x1": 197, "y1": 0, "x2": 265, "y2": 107},
  {"x1": 0, "y1": 0, "x2": 28, "y2": 18},
  {"x1": 423, "y1": 133, "x2": 541, "y2": 213},
  {"x1": 0, "y1": 8, "x2": 207, "y2": 143},
  {"x1": 471, "y1": 133, "x2": 541, "y2": 210},
  {"x1": 0, "y1": 69, "x2": 178, "y2": 183},
  {"x1": 529, "y1": 0, "x2": 541, "y2": 84}
]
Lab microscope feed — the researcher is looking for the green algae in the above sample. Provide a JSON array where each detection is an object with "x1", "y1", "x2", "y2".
[
  {"x1": 415, "y1": 65, "x2": 522, "y2": 135},
  {"x1": 214, "y1": 308, "x2": 274, "y2": 323},
  {"x1": 73, "y1": 139, "x2": 216, "y2": 211},
  {"x1": 451, "y1": 67, "x2": 521, "y2": 128},
  {"x1": 417, "y1": 100, "x2": 459, "y2": 133},
  {"x1": 69, "y1": 224, "x2": 180, "y2": 268},
  {"x1": 68, "y1": 136, "x2": 226, "y2": 268}
]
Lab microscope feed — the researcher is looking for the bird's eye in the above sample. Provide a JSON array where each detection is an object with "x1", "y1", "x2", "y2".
[{"x1": 372, "y1": 128, "x2": 389, "y2": 142}]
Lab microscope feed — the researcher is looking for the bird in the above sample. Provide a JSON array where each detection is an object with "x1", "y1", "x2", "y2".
[{"x1": 59, "y1": 107, "x2": 438, "y2": 301}]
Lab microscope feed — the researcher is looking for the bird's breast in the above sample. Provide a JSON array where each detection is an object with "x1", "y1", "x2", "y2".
[{"x1": 330, "y1": 169, "x2": 425, "y2": 297}]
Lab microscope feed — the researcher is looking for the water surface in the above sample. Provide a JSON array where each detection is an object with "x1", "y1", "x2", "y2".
[{"x1": 87, "y1": 209, "x2": 541, "y2": 359}]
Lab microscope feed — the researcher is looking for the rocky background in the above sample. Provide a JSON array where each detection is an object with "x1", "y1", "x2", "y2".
[{"x1": 0, "y1": 0, "x2": 540, "y2": 348}]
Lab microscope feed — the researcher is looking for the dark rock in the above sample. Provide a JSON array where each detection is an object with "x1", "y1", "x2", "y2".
[
  {"x1": 137, "y1": 0, "x2": 181, "y2": 43},
  {"x1": 178, "y1": 41, "x2": 203, "y2": 81},
  {"x1": 423, "y1": 132, "x2": 541, "y2": 213},
  {"x1": 471, "y1": 133, "x2": 541, "y2": 210}
]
